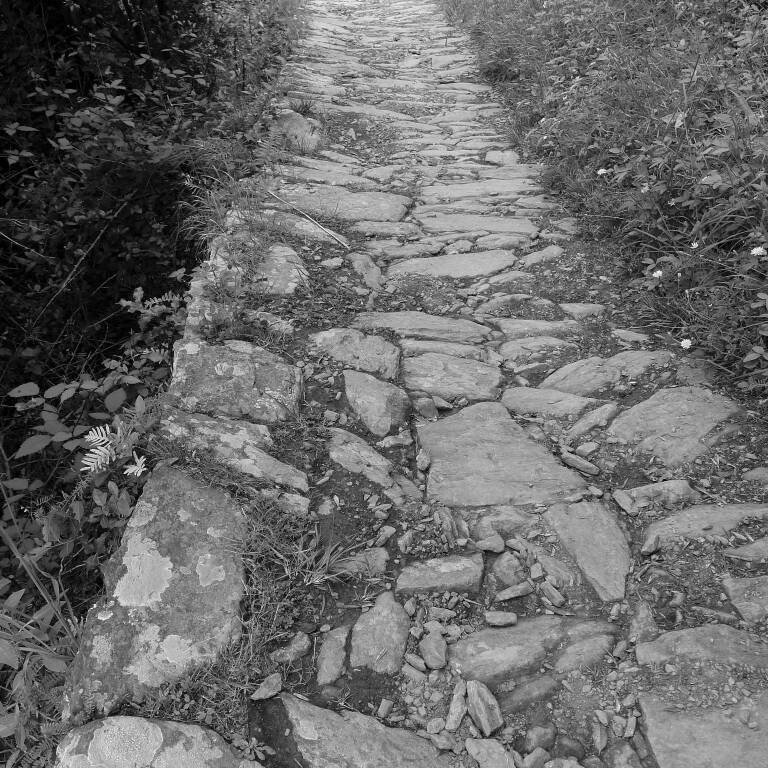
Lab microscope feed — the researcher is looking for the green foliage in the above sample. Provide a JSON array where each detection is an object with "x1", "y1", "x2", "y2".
[{"x1": 446, "y1": 0, "x2": 768, "y2": 387}]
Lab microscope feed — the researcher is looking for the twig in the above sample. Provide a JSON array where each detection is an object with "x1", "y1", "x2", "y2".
[{"x1": 263, "y1": 190, "x2": 350, "y2": 250}]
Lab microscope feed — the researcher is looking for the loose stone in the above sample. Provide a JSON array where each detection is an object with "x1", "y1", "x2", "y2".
[
  {"x1": 445, "y1": 679, "x2": 468, "y2": 732},
  {"x1": 350, "y1": 591, "x2": 409, "y2": 674},
  {"x1": 309, "y1": 327, "x2": 400, "y2": 379},
  {"x1": 465, "y1": 738, "x2": 513, "y2": 768},
  {"x1": 270, "y1": 631, "x2": 311, "y2": 664},
  {"x1": 403, "y1": 353, "x2": 503, "y2": 402},
  {"x1": 466, "y1": 679, "x2": 504, "y2": 736},
  {"x1": 484, "y1": 610, "x2": 518, "y2": 627},
  {"x1": 721, "y1": 575, "x2": 768, "y2": 622},
  {"x1": 344, "y1": 370, "x2": 411, "y2": 436},
  {"x1": 396, "y1": 553, "x2": 484, "y2": 594},
  {"x1": 316, "y1": 624, "x2": 351, "y2": 685},
  {"x1": 419, "y1": 632, "x2": 448, "y2": 669},
  {"x1": 251, "y1": 672, "x2": 282, "y2": 701}
]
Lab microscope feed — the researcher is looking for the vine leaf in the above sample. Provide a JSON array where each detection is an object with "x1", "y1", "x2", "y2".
[{"x1": 13, "y1": 434, "x2": 53, "y2": 458}]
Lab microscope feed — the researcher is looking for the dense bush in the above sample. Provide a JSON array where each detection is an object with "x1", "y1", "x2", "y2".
[
  {"x1": 0, "y1": 0, "x2": 301, "y2": 759},
  {"x1": 444, "y1": 0, "x2": 768, "y2": 386}
]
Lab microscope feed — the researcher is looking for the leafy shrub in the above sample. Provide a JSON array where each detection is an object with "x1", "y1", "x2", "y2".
[{"x1": 445, "y1": 0, "x2": 768, "y2": 386}]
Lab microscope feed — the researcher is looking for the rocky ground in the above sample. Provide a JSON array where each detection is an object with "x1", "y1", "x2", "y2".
[{"x1": 54, "y1": 1, "x2": 768, "y2": 767}]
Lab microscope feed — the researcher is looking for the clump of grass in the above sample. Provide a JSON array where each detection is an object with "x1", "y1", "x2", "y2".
[{"x1": 445, "y1": 0, "x2": 768, "y2": 388}]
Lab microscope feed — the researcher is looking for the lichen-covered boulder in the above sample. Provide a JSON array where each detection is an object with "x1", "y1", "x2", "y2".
[
  {"x1": 167, "y1": 338, "x2": 302, "y2": 423},
  {"x1": 63, "y1": 467, "x2": 245, "y2": 718},
  {"x1": 55, "y1": 716, "x2": 260, "y2": 768}
]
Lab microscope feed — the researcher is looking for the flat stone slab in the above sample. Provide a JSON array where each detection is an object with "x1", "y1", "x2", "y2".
[
  {"x1": 350, "y1": 591, "x2": 409, "y2": 674},
  {"x1": 724, "y1": 537, "x2": 768, "y2": 564},
  {"x1": 168, "y1": 339, "x2": 302, "y2": 423},
  {"x1": 403, "y1": 353, "x2": 502, "y2": 402},
  {"x1": 608, "y1": 386, "x2": 740, "y2": 466},
  {"x1": 252, "y1": 244, "x2": 309, "y2": 294},
  {"x1": 640, "y1": 692, "x2": 768, "y2": 768},
  {"x1": 492, "y1": 318, "x2": 581, "y2": 340},
  {"x1": 545, "y1": 502, "x2": 630, "y2": 601},
  {"x1": 539, "y1": 351, "x2": 672, "y2": 396},
  {"x1": 387, "y1": 250, "x2": 519, "y2": 279},
  {"x1": 448, "y1": 616, "x2": 614, "y2": 686},
  {"x1": 417, "y1": 402, "x2": 586, "y2": 507},
  {"x1": 273, "y1": 183, "x2": 410, "y2": 221},
  {"x1": 316, "y1": 624, "x2": 350, "y2": 686},
  {"x1": 635, "y1": 625, "x2": 768, "y2": 668},
  {"x1": 499, "y1": 336, "x2": 578, "y2": 364},
  {"x1": 642, "y1": 503, "x2": 768, "y2": 552},
  {"x1": 559, "y1": 302, "x2": 605, "y2": 319},
  {"x1": 420, "y1": 179, "x2": 537, "y2": 202},
  {"x1": 344, "y1": 370, "x2": 410, "y2": 436},
  {"x1": 416, "y1": 212, "x2": 539, "y2": 236},
  {"x1": 353, "y1": 311, "x2": 491, "y2": 343},
  {"x1": 256, "y1": 694, "x2": 450, "y2": 768},
  {"x1": 396, "y1": 553, "x2": 484, "y2": 594},
  {"x1": 63, "y1": 468, "x2": 244, "y2": 718},
  {"x1": 502, "y1": 388, "x2": 599, "y2": 419},
  {"x1": 722, "y1": 575, "x2": 768, "y2": 622},
  {"x1": 55, "y1": 716, "x2": 258, "y2": 768},
  {"x1": 310, "y1": 327, "x2": 400, "y2": 380},
  {"x1": 161, "y1": 406, "x2": 307, "y2": 492},
  {"x1": 399, "y1": 338, "x2": 492, "y2": 362}
]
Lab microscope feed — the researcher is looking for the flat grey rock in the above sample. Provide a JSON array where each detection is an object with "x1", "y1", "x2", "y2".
[
  {"x1": 722, "y1": 575, "x2": 768, "y2": 622},
  {"x1": 559, "y1": 302, "x2": 605, "y2": 319},
  {"x1": 566, "y1": 402, "x2": 620, "y2": 441},
  {"x1": 257, "y1": 694, "x2": 450, "y2": 767},
  {"x1": 552, "y1": 633, "x2": 613, "y2": 673},
  {"x1": 448, "y1": 616, "x2": 613, "y2": 686},
  {"x1": 396, "y1": 553, "x2": 484, "y2": 594},
  {"x1": 464, "y1": 738, "x2": 513, "y2": 768},
  {"x1": 724, "y1": 537, "x2": 768, "y2": 564},
  {"x1": 641, "y1": 503, "x2": 768, "y2": 552},
  {"x1": 416, "y1": 212, "x2": 539, "y2": 236},
  {"x1": 63, "y1": 468, "x2": 244, "y2": 718},
  {"x1": 387, "y1": 249, "x2": 519, "y2": 279},
  {"x1": 497, "y1": 676, "x2": 560, "y2": 714},
  {"x1": 545, "y1": 502, "x2": 630, "y2": 601},
  {"x1": 353, "y1": 311, "x2": 491, "y2": 343},
  {"x1": 168, "y1": 339, "x2": 302, "y2": 423},
  {"x1": 274, "y1": 183, "x2": 410, "y2": 222},
  {"x1": 310, "y1": 327, "x2": 400, "y2": 380},
  {"x1": 161, "y1": 407, "x2": 307, "y2": 492},
  {"x1": 502, "y1": 388, "x2": 599, "y2": 419},
  {"x1": 344, "y1": 370, "x2": 410, "y2": 436},
  {"x1": 539, "y1": 351, "x2": 672, "y2": 396},
  {"x1": 492, "y1": 318, "x2": 581, "y2": 339},
  {"x1": 466, "y1": 680, "x2": 504, "y2": 736},
  {"x1": 635, "y1": 625, "x2": 768, "y2": 668},
  {"x1": 350, "y1": 591, "x2": 409, "y2": 674},
  {"x1": 403, "y1": 353, "x2": 502, "y2": 402},
  {"x1": 640, "y1": 692, "x2": 768, "y2": 768},
  {"x1": 420, "y1": 179, "x2": 537, "y2": 202},
  {"x1": 275, "y1": 163, "x2": 380, "y2": 190},
  {"x1": 417, "y1": 402, "x2": 586, "y2": 507},
  {"x1": 316, "y1": 625, "x2": 351, "y2": 685},
  {"x1": 55, "y1": 716, "x2": 259, "y2": 768},
  {"x1": 252, "y1": 244, "x2": 309, "y2": 294},
  {"x1": 608, "y1": 386, "x2": 740, "y2": 466},
  {"x1": 498, "y1": 336, "x2": 578, "y2": 364},
  {"x1": 518, "y1": 244, "x2": 563, "y2": 267},
  {"x1": 346, "y1": 252, "x2": 384, "y2": 289},
  {"x1": 399, "y1": 338, "x2": 492, "y2": 362}
]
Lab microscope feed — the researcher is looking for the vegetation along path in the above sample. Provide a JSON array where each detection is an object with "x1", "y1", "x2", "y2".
[{"x1": 56, "y1": 1, "x2": 768, "y2": 766}]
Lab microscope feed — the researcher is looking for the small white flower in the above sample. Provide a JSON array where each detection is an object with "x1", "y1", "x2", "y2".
[
  {"x1": 124, "y1": 451, "x2": 147, "y2": 477},
  {"x1": 691, "y1": 241, "x2": 699, "y2": 249},
  {"x1": 751, "y1": 246, "x2": 767, "y2": 257},
  {"x1": 640, "y1": 183, "x2": 651, "y2": 193},
  {"x1": 596, "y1": 168, "x2": 608, "y2": 176},
  {"x1": 652, "y1": 269, "x2": 663, "y2": 278},
  {"x1": 680, "y1": 339, "x2": 692, "y2": 350}
]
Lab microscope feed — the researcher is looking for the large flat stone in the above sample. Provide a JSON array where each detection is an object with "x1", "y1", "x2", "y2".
[
  {"x1": 387, "y1": 250, "x2": 518, "y2": 279},
  {"x1": 252, "y1": 244, "x2": 309, "y2": 295},
  {"x1": 310, "y1": 327, "x2": 400, "y2": 380},
  {"x1": 641, "y1": 503, "x2": 768, "y2": 552},
  {"x1": 545, "y1": 502, "x2": 630, "y2": 601},
  {"x1": 722, "y1": 575, "x2": 768, "y2": 622},
  {"x1": 55, "y1": 717, "x2": 257, "y2": 768},
  {"x1": 492, "y1": 318, "x2": 581, "y2": 339},
  {"x1": 161, "y1": 406, "x2": 307, "y2": 492},
  {"x1": 63, "y1": 468, "x2": 244, "y2": 718},
  {"x1": 498, "y1": 336, "x2": 578, "y2": 364},
  {"x1": 416, "y1": 212, "x2": 538, "y2": 236},
  {"x1": 640, "y1": 692, "x2": 768, "y2": 768},
  {"x1": 168, "y1": 339, "x2": 302, "y2": 423},
  {"x1": 273, "y1": 184, "x2": 411, "y2": 221},
  {"x1": 502, "y1": 388, "x2": 599, "y2": 419},
  {"x1": 539, "y1": 351, "x2": 672, "y2": 396},
  {"x1": 420, "y1": 179, "x2": 537, "y2": 202},
  {"x1": 448, "y1": 617, "x2": 613, "y2": 686},
  {"x1": 344, "y1": 370, "x2": 410, "y2": 436},
  {"x1": 417, "y1": 402, "x2": 586, "y2": 507},
  {"x1": 353, "y1": 311, "x2": 491, "y2": 343},
  {"x1": 350, "y1": 591, "x2": 409, "y2": 674},
  {"x1": 403, "y1": 353, "x2": 502, "y2": 402},
  {"x1": 399, "y1": 338, "x2": 492, "y2": 362},
  {"x1": 396, "y1": 553, "x2": 484, "y2": 594},
  {"x1": 635, "y1": 625, "x2": 768, "y2": 668},
  {"x1": 256, "y1": 694, "x2": 450, "y2": 767},
  {"x1": 608, "y1": 386, "x2": 740, "y2": 466},
  {"x1": 724, "y1": 537, "x2": 768, "y2": 564}
]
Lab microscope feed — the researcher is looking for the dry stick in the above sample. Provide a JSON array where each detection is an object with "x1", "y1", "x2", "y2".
[
  {"x1": 32, "y1": 199, "x2": 131, "y2": 328},
  {"x1": 264, "y1": 190, "x2": 350, "y2": 250}
]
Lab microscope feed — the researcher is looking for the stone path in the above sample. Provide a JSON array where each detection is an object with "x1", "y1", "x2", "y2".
[{"x1": 56, "y1": 1, "x2": 768, "y2": 767}]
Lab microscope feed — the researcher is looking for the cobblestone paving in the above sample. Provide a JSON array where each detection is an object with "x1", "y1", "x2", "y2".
[{"x1": 57, "y1": 1, "x2": 768, "y2": 767}]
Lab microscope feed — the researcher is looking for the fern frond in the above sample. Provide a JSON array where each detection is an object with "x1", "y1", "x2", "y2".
[
  {"x1": 80, "y1": 444, "x2": 115, "y2": 474},
  {"x1": 84, "y1": 425, "x2": 112, "y2": 447}
]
